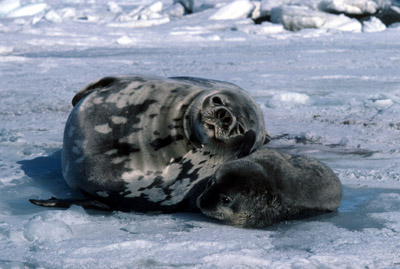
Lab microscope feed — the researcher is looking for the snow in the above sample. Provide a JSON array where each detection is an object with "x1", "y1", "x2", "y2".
[{"x1": 1, "y1": 0, "x2": 400, "y2": 267}]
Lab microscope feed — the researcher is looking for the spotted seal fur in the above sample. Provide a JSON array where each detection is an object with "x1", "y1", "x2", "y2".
[
  {"x1": 31, "y1": 75, "x2": 269, "y2": 212},
  {"x1": 197, "y1": 146, "x2": 342, "y2": 227}
]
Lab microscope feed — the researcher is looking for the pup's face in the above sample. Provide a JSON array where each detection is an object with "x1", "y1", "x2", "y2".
[{"x1": 196, "y1": 160, "x2": 281, "y2": 228}]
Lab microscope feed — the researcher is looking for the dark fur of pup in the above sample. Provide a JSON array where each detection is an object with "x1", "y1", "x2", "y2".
[{"x1": 196, "y1": 147, "x2": 342, "y2": 228}]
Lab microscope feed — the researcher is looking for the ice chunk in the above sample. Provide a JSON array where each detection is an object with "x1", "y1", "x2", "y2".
[
  {"x1": 363, "y1": 16, "x2": 386, "y2": 32},
  {"x1": 107, "y1": 2, "x2": 123, "y2": 14},
  {"x1": 0, "y1": 0, "x2": 20, "y2": 17},
  {"x1": 368, "y1": 98, "x2": 394, "y2": 109},
  {"x1": 236, "y1": 21, "x2": 285, "y2": 35},
  {"x1": 260, "y1": 0, "x2": 284, "y2": 17},
  {"x1": 128, "y1": 1, "x2": 163, "y2": 20},
  {"x1": 270, "y1": 4, "x2": 361, "y2": 33},
  {"x1": 116, "y1": 35, "x2": 137, "y2": 45},
  {"x1": 250, "y1": 1, "x2": 261, "y2": 19},
  {"x1": 267, "y1": 92, "x2": 310, "y2": 108},
  {"x1": 319, "y1": 0, "x2": 378, "y2": 15},
  {"x1": 114, "y1": 1, "x2": 170, "y2": 26},
  {"x1": 209, "y1": 0, "x2": 255, "y2": 20},
  {"x1": 58, "y1": 7, "x2": 77, "y2": 19},
  {"x1": 295, "y1": 131, "x2": 322, "y2": 144},
  {"x1": 164, "y1": 2, "x2": 185, "y2": 18},
  {"x1": 0, "y1": 45, "x2": 13, "y2": 54},
  {"x1": 323, "y1": 13, "x2": 362, "y2": 32},
  {"x1": 45, "y1": 10, "x2": 62, "y2": 23},
  {"x1": 109, "y1": 17, "x2": 170, "y2": 28},
  {"x1": 24, "y1": 215, "x2": 73, "y2": 243},
  {"x1": 7, "y1": 3, "x2": 47, "y2": 18},
  {"x1": 270, "y1": 5, "x2": 327, "y2": 31}
]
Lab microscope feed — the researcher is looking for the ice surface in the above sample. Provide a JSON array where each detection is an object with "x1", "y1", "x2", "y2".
[{"x1": 1, "y1": 0, "x2": 400, "y2": 267}]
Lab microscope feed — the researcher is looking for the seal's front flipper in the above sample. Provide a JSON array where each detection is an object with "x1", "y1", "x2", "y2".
[
  {"x1": 29, "y1": 197, "x2": 113, "y2": 211},
  {"x1": 264, "y1": 131, "x2": 271, "y2": 144}
]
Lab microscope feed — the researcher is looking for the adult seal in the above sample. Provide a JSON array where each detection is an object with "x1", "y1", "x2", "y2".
[
  {"x1": 31, "y1": 75, "x2": 269, "y2": 212},
  {"x1": 197, "y1": 146, "x2": 342, "y2": 228}
]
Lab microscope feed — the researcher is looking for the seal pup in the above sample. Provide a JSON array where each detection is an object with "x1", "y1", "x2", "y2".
[
  {"x1": 196, "y1": 147, "x2": 342, "y2": 228},
  {"x1": 31, "y1": 75, "x2": 269, "y2": 212}
]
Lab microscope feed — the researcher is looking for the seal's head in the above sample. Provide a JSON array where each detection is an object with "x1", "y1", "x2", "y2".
[
  {"x1": 184, "y1": 89, "x2": 268, "y2": 157},
  {"x1": 196, "y1": 159, "x2": 282, "y2": 228}
]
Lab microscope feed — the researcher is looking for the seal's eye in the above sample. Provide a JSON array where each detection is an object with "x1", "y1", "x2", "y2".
[
  {"x1": 219, "y1": 194, "x2": 232, "y2": 206},
  {"x1": 212, "y1": 96, "x2": 223, "y2": 106}
]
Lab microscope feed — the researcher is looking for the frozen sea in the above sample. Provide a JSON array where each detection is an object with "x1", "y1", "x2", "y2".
[{"x1": 1, "y1": 0, "x2": 400, "y2": 268}]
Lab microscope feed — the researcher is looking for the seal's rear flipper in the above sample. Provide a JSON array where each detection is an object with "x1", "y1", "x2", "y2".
[{"x1": 29, "y1": 197, "x2": 113, "y2": 211}]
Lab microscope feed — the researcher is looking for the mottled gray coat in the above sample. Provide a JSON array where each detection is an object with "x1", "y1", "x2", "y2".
[{"x1": 61, "y1": 75, "x2": 267, "y2": 212}]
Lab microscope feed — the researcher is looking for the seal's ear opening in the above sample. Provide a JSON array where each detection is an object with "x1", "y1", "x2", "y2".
[{"x1": 263, "y1": 131, "x2": 271, "y2": 144}]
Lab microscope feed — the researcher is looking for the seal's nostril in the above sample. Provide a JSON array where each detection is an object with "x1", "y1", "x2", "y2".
[
  {"x1": 216, "y1": 109, "x2": 233, "y2": 126},
  {"x1": 216, "y1": 109, "x2": 226, "y2": 119},
  {"x1": 222, "y1": 116, "x2": 232, "y2": 125},
  {"x1": 212, "y1": 96, "x2": 223, "y2": 105}
]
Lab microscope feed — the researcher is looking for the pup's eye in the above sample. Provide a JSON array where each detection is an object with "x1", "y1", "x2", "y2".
[{"x1": 219, "y1": 194, "x2": 232, "y2": 205}]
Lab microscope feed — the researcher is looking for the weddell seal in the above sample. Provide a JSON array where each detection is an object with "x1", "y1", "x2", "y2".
[
  {"x1": 30, "y1": 75, "x2": 269, "y2": 212},
  {"x1": 197, "y1": 146, "x2": 342, "y2": 228}
]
